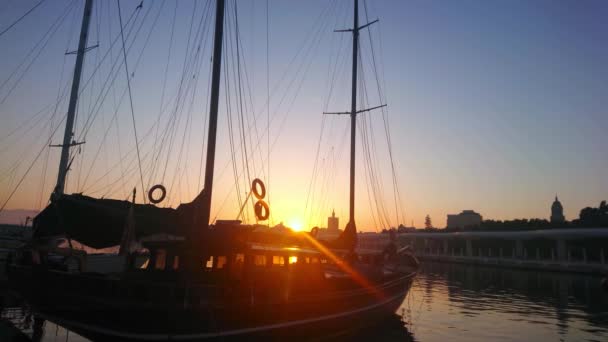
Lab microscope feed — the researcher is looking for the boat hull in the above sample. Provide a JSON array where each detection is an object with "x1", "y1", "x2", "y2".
[{"x1": 9, "y1": 266, "x2": 415, "y2": 340}]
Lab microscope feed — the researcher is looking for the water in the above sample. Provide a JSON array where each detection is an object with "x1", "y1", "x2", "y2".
[
  {"x1": 400, "y1": 262, "x2": 608, "y2": 342},
  {"x1": 2, "y1": 262, "x2": 607, "y2": 341}
]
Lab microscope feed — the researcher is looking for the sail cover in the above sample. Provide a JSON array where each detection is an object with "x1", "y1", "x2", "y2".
[{"x1": 33, "y1": 194, "x2": 184, "y2": 249}]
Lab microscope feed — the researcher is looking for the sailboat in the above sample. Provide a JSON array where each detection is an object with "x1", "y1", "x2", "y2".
[{"x1": 7, "y1": 0, "x2": 419, "y2": 339}]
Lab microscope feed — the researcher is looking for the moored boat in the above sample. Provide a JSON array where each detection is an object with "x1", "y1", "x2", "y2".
[{"x1": 7, "y1": 0, "x2": 418, "y2": 339}]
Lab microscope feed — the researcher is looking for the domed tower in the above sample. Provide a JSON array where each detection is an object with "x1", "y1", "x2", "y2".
[{"x1": 551, "y1": 196, "x2": 565, "y2": 223}]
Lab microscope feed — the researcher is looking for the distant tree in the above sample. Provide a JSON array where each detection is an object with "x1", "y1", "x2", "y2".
[
  {"x1": 424, "y1": 215, "x2": 433, "y2": 229},
  {"x1": 578, "y1": 200, "x2": 608, "y2": 227}
]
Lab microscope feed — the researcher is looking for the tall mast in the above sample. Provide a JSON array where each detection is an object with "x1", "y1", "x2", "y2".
[
  {"x1": 347, "y1": 0, "x2": 359, "y2": 233},
  {"x1": 54, "y1": 0, "x2": 93, "y2": 195},
  {"x1": 199, "y1": 0, "x2": 226, "y2": 228},
  {"x1": 324, "y1": 0, "x2": 381, "y2": 247}
]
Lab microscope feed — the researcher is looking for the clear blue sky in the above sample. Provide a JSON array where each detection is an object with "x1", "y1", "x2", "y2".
[{"x1": 0, "y1": 0, "x2": 607, "y2": 229}]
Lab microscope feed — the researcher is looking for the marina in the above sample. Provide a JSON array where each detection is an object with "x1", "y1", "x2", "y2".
[{"x1": 1, "y1": 0, "x2": 607, "y2": 341}]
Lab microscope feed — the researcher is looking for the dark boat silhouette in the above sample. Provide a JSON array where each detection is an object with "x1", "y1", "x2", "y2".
[{"x1": 7, "y1": 0, "x2": 419, "y2": 339}]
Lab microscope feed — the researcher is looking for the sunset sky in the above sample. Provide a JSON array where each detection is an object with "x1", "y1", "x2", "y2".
[{"x1": 1, "y1": 0, "x2": 607, "y2": 230}]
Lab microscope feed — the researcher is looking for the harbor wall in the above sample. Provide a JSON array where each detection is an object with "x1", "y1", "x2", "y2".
[{"x1": 358, "y1": 228, "x2": 608, "y2": 275}]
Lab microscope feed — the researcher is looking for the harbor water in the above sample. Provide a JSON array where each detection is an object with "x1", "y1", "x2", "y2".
[{"x1": 2, "y1": 262, "x2": 607, "y2": 341}]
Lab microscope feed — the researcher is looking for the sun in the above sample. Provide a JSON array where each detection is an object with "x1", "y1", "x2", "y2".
[{"x1": 288, "y1": 218, "x2": 304, "y2": 232}]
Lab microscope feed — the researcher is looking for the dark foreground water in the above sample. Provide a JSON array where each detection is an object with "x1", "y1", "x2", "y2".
[{"x1": 2, "y1": 262, "x2": 607, "y2": 341}]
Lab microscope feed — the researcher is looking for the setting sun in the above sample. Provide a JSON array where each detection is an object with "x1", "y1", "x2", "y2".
[{"x1": 287, "y1": 218, "x2": 304, "y2": 231}]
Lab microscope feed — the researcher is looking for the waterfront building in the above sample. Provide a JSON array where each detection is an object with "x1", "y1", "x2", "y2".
[
  {"x1": 447, "y1": 210, "x2": 482, "y2": 229},
  {"x1": 551, "y1": 196, "x2": 565, "y2": 223}
]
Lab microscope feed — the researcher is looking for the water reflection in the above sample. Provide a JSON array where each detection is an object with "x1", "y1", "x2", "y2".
[
  {"x1": 403, "y1": 262, "x2": 608, "y2": 342},
  {"x1": 1, "y1": 263, "x2": 607, "y2": 341}
]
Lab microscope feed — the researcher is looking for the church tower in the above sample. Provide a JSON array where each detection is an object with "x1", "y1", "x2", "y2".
[
  {"x1": 551, "y1": 196, "x2": 565, "y2": 223},
  {"x1": 328, "y1": 210, "x2": 339, "y2": 232}
]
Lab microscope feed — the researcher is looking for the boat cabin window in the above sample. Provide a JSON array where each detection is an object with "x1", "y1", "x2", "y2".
[
  {"x1": 216, "y1": 256, "x2": 227, "y2": 269},
  {"x1": 205, "y1": 256, "x2": 213, "y2": 269},
  {"x1": 272, "y1": 255, "x2": 285, "y2": 266},
  {"x1": 155, "y1": 249, "x2": 167, "y2": 270},
  {"x1": 289, "y1": 256, "x2": 298, "y2": 264},
  {"x1": 235, "y1": 253, "x2": 245, "y2": 263},
  {"x1": 172, "y1": 255, "x2": 179, "y2": 270},
  {"x1": 231, "y1": 254, "x2": 245, "y2": 279},
  {"x1": 253, "y1": 255, "x2": 266, "y2": 266}
]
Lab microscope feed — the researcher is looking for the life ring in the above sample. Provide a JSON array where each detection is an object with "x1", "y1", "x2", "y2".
[
  {"x1": 148, "y1": 184, "x2": 166, "y2": 204},
  {"x1": 251, "y1": 178, "x2": 266, "y2": 200},
  {"x1": 254, "y1": 200, "x2": 270, "y2": 221}
]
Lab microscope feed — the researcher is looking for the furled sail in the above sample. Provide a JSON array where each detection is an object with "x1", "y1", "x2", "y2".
[{"x1": 33, "y1": 193, "x2": 208, "y2": 249}]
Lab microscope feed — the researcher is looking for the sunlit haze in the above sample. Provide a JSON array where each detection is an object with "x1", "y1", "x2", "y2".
[{"x1": 1, "y1": 0, "x2": 607, "y2": 230}]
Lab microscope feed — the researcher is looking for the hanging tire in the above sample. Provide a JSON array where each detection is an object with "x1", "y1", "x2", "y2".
[
  {"x1": 252, "y1": 178, "x2": 266, "y2": 200},
  {"x1": 254, "y1": 200, "x2": 270, "y2": 221},
  {"x1": 148, "y1": 184, "x2": 166, "y2": 204}
]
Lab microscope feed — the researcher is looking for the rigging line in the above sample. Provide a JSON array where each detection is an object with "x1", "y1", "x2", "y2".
[
  {"x1": 74, "y1": 3, "x2": 145, "y2": 141},
  {"x1": 360, "y1": 76, "x2": 387, "y2": 227},
  {"x1": 114, "y1": 0, "x2": 166, "y2": 191},
  {"x1": 78, "y1": 6, "x2": 155, "y2": 189},
  {"x1": 195, "y1": 0, "x2": 215, "y2": 191},
  {"x1": 149, "y1": 1, "x2": 203, "y2": 185},
  {"x1": 0, "y1": 0, "x2": 77, "y2": 149},
  {"x1": 303, "y1": 115, "x2": 327, "y2": 222},
  {"x1": 159, "y1": 0, "x2": 199, "y2": 185},
  {"x1": 0, "y1": 113, "x2": 67, "y2": 213},
  {"x1": 363, "y1": 0, "x2": 402, "y2": 224},
  {"x1": 230, "y1": 2, "x2": 252, "y2": 222},
  {"x1": 76, "y1": 1, "x2": 147, "y2": 144},
  {"x1": 78, "y1": 2, "x2": 147, "y2": 141},
  {"x1": 81, "y1": 117, "x2": 163, "y2": 194},
  {"x1": 266, "y1": 0, "x2": 270, "y2": 224},
  {"x1": 235, "y1": 16, "x2": 265, "y2": 183},
  {"x1": 0, "y1": 0, "x2": 47, "y2": 38},
  {"x1": 163, "y1": 1, "x2": 212, "y2": 202},
  {"x1": 0, "y1": 0, "x2": 76, "y2": 105},
  {"x1": 214, "y1": 0, "x2": 338, "y2": 218},
  {"x1": 0, "y1": 81, "x2": 70, "y2": 180},
  {"x1": 361, "y1": 91, "x2": 390, "y2": 229},
  {"x1": 197, "y1": 61, "x2": 213, "y2": 191},
  {"x1": 305, "y1": 1, "x2": 348, "y2": 223},
  {"x1": 245, "y1": 0, "x2": 337, "y2": 130},
  {"x1": 168, "y1": 0, "x2": 212, "y2": 201},
  {"x1": 37, "y1": 39, "x2": 71, "y2": 209},
  {"x1": 358, "y1": 48, "x2": 390, "y2": 229},
  {"x1": 0, "y1": 102, "x2": 53, "y2": 152},
  {"x1": 223, "y1": 17, "x2": 244, "y2": 217},
  {"x1": 117, "y1": 0, "x2": 145, "y2": 203},
  {"x1": 234, "y1": 1, "x2": 252, "y2": 188},
  {"x1": 359, "y1": 115, "x2": 383, "y2": 230},
  {"x1": 149, "y1": 0, "x2": 177, "y2": 185},
  {"x1": 219, "y1": 0, "x2": 337, "y2": 176}
]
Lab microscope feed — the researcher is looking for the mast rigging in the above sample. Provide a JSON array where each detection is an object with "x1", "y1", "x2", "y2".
[
  {"x1": 323, "y1": 0, "x2": 383, "y2": 248},
  {"x1": 54, "y1": 0, "x2": 94, "y2": 196},
  {"x1": 198, "y1": 0, "x2": 226, "y2": 229}
]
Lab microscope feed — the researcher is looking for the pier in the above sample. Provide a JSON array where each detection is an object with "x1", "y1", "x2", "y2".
[{"x1": 359, "y1": 228, "x2": 608, "y2": 274}]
